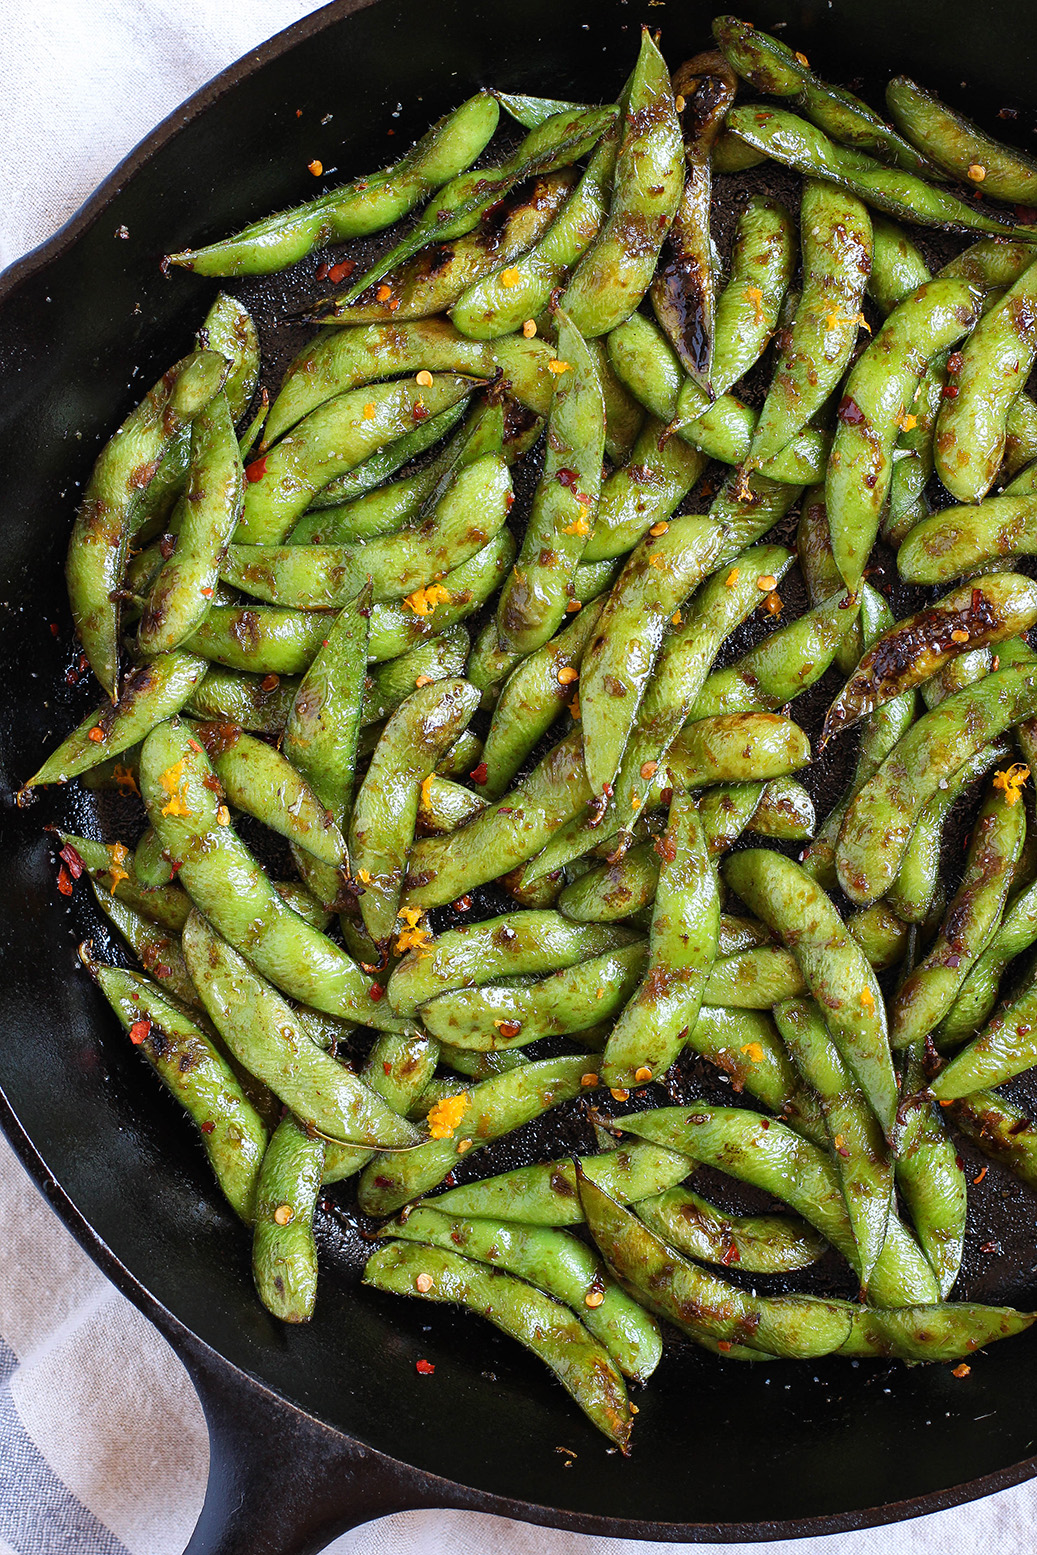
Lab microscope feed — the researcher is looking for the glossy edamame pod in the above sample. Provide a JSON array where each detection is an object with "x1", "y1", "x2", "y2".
[
  {"x1": 387, "y1": 909, "x2": 635, "y2": 1017},
  {"x1": 361, "y1": 627, "x2": 468, "y2": 724},
  {"x1": 182, "y1": 911, "x2": 419, "y2": 1147},
  {"x1": 265, "y1": 319, "x2": 495, "y2": 447},
  {"x1": 749, "y1": 181, "x2": 872, "y2": 465},
  {"x1": 84, "y1": 953, "x2": 267, "y2": 1223},
  {"x1": 306, "y1": 401, "x2": 468, "y2": 512},
  {"x1": 650, "y1": 51, "x2": 736, "y2": 389},
  {"x1": 724, "y1": 850, "x2": 898, "y2": 1134},
  {"x1": 557, "y1": 842, "x2": 661, "y2": 924},
  {"x1": 89, "y1": 881, "x2": 199, "y2": 1010},
  {"x1": 137, "y1": 392, "x2": 245, "y2": 655},
  {"x1": 898, "y1": 489, "x2": 1037, "y2": 582},
  {"x1": 321, "y1": 171, "x2": 577, "y2": 325},
  {"x1": 252, "y1": 1115, "x2": 324, "y2": 1323},
  {"x1": 290, "y1": 453, "x2": 450, "y2": 546},
  {"x1": 586, "y1": 337, "x2": 645, "y2": 467},
  {"x1": 722, "y1": 106, "x2": 1037, "y2": 238},
  {"x1": 891, "y1": 776, "x2": 1025, "y2": 1050},
  {"x1": 582, "y1": 415, "x2": 707, "y2": 563},
  {"x1": 562, "y1": 29, "x2": 682, "y2": 337},
  {"x1": 615, "y1": 1106, "x2": 940, "y2": 1307},
  {"x1": 67, "y1": 348, "x2": 229, "y2": 697},
  {"x1": 450, "y1": 136, "x2": 618, "y2": 340},
  {"x1": 476, "y1": 598, "x2": 604, "y2": 798},
  {"x1": 846, "y1": 902, "x2": 911, "y2": 972},
  {"x1": 712, "y1": 130, "x2": 766, "y2": 172},
  {"x1": 940, "y1": 875, "x2": 1037, "y2": 1046},
  {"x1": 497, "y1": 314, "x2": 605, "y2": 654},
  {"x1": 838, "y1": 1300, "x2": 1034, "y2": 1361},
  {"x1": 578, "y1": 1168, "x2": 853, "y2": 1359},
  {"x1": 636, "y1": 1185, "x2": 826, "y2": 1274},
  {"x1": 894, "y1": 1044, "x2": 966, "y2": 1298},
  {"x1": 827, "y1": 277, "x2": 981, "y2": 589},
  {"x1": 775, "y1": 996, "x2": 892, "y2": 1287},
  {"x1": 416, "y1": 774, "x2": 487, "y2": 835},
  {"x1": 703, "y1": 946, "x2": 806, "y2": 1007},
  {"x1": 887, "y1": 76, "x2": 1037, "y2": 204},
  {"x1": 867, "y1": 217, "x2": 930, "y2": 314},
  {"x1": 930, "y1": 956, "x2": 1037, "y2": 1099},
  {"x1": 385, "y1": 1205, "x2": 662, "y2": 1381},
  {"x1": 357, "y1": 1053, "x2": 597, "y2": 1215},
  {"x1": 235, "y1": 374, "x2": 481, "y2": 545},
  {"x1": 935, "y1": 255, "x2": 1037, "y2": 503},
  {"x1": 349, "y1": 678, "x2": 479, "y2": 942},
  {"x1": 140, "y1": 720, "x2": 399, "y2": 1029},
  {"x1": 22, "y1": 650, "x2": 207, "y2": 790},
  {"x1": 321, "y1": 1029, "x2": 440, "y2": 1185},
  {"x1": 601, "y1": 795, "x2": 718, "y2": 1087},
  {"x1": 363, "y1": 1240, "x2": 631, "y2": 1448},
  {"x1": 169, "y1": 93, "x2": 500, "y2": 274},
  {"x1": 56, "y1": 833, "x2": 191, "y2": 931},
  {"x1": 836, "y1": 660, "x2": 1037, "y2": 905},
  {"x1": 794, "y1": 483, "x2": 865, "y2": 676},
  {"x1": 713, "y1": 18, "x2": 940, "y2": 177},
  {"x1": 433, "y1": 1143, "x2": 690, "y2": 1225},
  {"x1": 186, "y1": 667, "x2": 299, "y2": 734},
  {"x1": 948, "y1": 1088, "x2": 1037, "y2": 1191},
  {"x1": 748, "y1": 778, "x2": 816, "y2": 840},
  {"x1": 824, "y1": 575, "x2": 1037, "y2": 738}
]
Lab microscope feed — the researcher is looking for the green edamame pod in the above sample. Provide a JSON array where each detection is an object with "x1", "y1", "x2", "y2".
[
  {"x1": 601, "y1": 795, "x2": 718, "y2": 1087},
  {"x1": 306, "y1": 401, "x2": 469, "y2": 513},
  {"x1": 827, "y1": 277, "x2": 981, "y2": 589},
  {"x1": 84, "y1": 952, "x2": 267, "y2": 1222},
  {"x1": 350, "y1": 678, "x2": 479, "y2": 942},
  {"x1": 357, "y1": 1054, "x2": 597, "y2": 1215},
  {"x1": 703, "y1": 947, "x2": 806, "y2": 1007},
  {"x1": 322, "y1": 1029, "x2": 440, "y2": 1185},
  {"x1": 385, "y1": 1205, "x2": 661, "y2": 1381},
  {"x1": 898, "y1": 489, "x2": 1037, "y2": 582},
  {"x1": 22, "y1": 650, "x2": 207, "y2": 790},
  {"x1": 837, "y1": 660, "x2": 1037, "y2": 904},
  {"x1": 794, "y1": 484, "x2": 865, "y2": 676},
  {"x1": 67, "y1": 349, "x2": 228, "y2": 697},
  {"x1": 931, "y1": 954, "x2": 1037, "y2": 1099},
  {"x1": 846, "y1": 902, "x2": 910, "y2": 972},
  {"x1": 168, "y1": 93, "x2": 500, "y2": 275},
  {"x1": 615, "y1": 1106, "x2": 940, "y2": 1307},
  {"x1": 940, "y1": 875, "x2": 1037, "y2": 1046},
  {"x1": 557, "y1": 843, "x2": 661, "y2": 924},
  {"x1": 252, "y1": 1115, "x2": 324, "y2": 1323},
  {"x1": 636, "y1": 1185, "x2": 826, "y2": 1274},
  {"x1": 235, "y1": 374, "x2": 481, "y2": 545},
  {"x1": 724, "y1": 850, "x2": 898, "y2": 1134},
  {"x1": 137, "y1": 392, "x2": 244, "y2": 655},
  {"x1": 322, "y1": 171, "x2": 577, "y2": 325},
  {"x1": 477, "y1": 598, "x2": 604, "y2": 798},
  {"x1": 884, "y1": 358, "x2": 945, "y2": 547},
  {"x1": 496, "y1": 93, "x2": 589, "y2": 129},
  {"x1": 712, "y1": 131, "x2": 765, "y2": 172},
  {"x1": 433, "y1": 1143, "x2": 690, "y2": 1225},
  {"x1": 451, "y1": 136, "x2": 618, "y2": 340},
  {"x1": 361, "y1": 627, "x2": 468, "y2": 725},
  {"x1": 578, "y1": 1168, "x2": 853, "y2": 1359},
  {"x1": 774, "y1": 996, "x2": 892, "y2": 1287},
  {"x1": 714, "y1": 18, "x2": 941, "y2": 177},
  {"x1": 748, "y1": 778, "x2": 815, "y2": 840},
  {"x1": 750, "y1": 181, "x2": 872, "y2": 465},
  {"x1": 497, "y1": 314, "x2": 605, "y2": 654},
  {"x1": 140, "y1": 719, "x2": 399, "y2": 1029},
  {"x1": 650, "y1": 51, "x2": 736, "y2": 390},
  {"x1": 290, "y1": 455, "x2": 448, "y2": 547},
  {"x1": 186, "y1": 667, "x2": 298, "y2": 735},
  {"x1": 887, "y1": 76, "x2": 1037, "y2": 204},
  {"x1": 824, "y1": 574, "x2": 1037, "y2": 738},
  {"x1": 57, "y1": 833, "x2": 190, "y2": 931},
  {"x1": 89, "y1": 881, "x2": 199, "y2": 1010},
  {"x1": 894, "y1": 1044, "x2": 966, "y2": 1298},
  {"x1": 563, "y1": 29, "x2": 682, "y2": 337},
  {"x1": 1005, "y1": 395, "x2": 1037, "y2": 477},
  {"x1": 867, "y1": 217, "x2": 930, "y2": 315},
  {"x1": 182, "y1": 911, "x2": 419, "y2": 1147},
  {"x1": 583, "y1": 415, "x2": 706, "y2": 563},
  {"x1": 839, "y1": 1300, "x2": 1034, "y2": 1361},
  {"x1": 890, "y1": 776, "x2": 1025, "y2": 1049},
  {"x1": 265, "y1": 319, "x2": 495, "y2": 447},
  {"x1": 935, "y1": 255, "x2": 1037, "y2": 503},
  {"x1": 199, "y1": 292, "x2": 261, "y2": 424},
  {"x1": 948, "y1": 1089, "x2": 1037, "y2": 1191},
  {"x1": 387, "y1": 909, "x2": 635, "y2": 1017},
  {"x1": 363, "y1": 1239, "x2": 631, "y2": 1447},
  {"x1": 722, "y1": 105, "x2": 1037, "y2": 238},
  {"x1": 416, "y1": 774, "x2": 486, "y2": 835}
]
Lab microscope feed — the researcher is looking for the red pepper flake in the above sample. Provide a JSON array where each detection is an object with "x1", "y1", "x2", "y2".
[
  {"x1": 973, "y1": 1166, "x2": 988, "y2": 1184},
  {"x1": 470, "y1": 761, "x2": 489, "y2": 785},
  {"x1": 556, "y1": 468, "x2": 579, "y2": 488},
  {"x1": 942, "y1": 384, "x2": 959, "y2": 400},
  {"x1": 128, "y1": 1018, "x2": 151, "y2": 1046},
  {"x1": 200, "y1": 1119, "x2": 215, "y2": 1134},
  {"x1": 453, "y1": 895, "x2": 473, "y2": 912},
  {"x1": 946, "y1": 352, "x2": 964, "y2": 374},
  {"x1": 837, "y1": 396, "x2": 865, "y2": 425},
  {"x1": 716, "y1": 1341, "x2": 733, "y2": 1352},
  {"x1": 415, "y1": 1358, "x2": 435, "y2": 1375},
  {"x1": 49, "y1": 622, "x2": 59, "y2": 637},
  {"x1": 412, "y1": 403, "x2": 430, "y2": 423},
  {"x1": 56, "y1": 866, "x2": 73, "y2": 896},
  {"x1": 316, "y1": 261, "x2": 330, "y2": 280},
  {"x1": 328, "y1": 259, "x2": 355, "y2": 284},
  {"x1": 369, "y1": 982, "x2": 385, "y2": 1002},
  {"x1": 245, "y1": 457, "x2": 268, "y2": 483},
  {"x1": 59, "y1": 843, "x2": 84, "y2": 879},
  {"x1": 87, "y1": 726, "x2": 105, "y2": 743}
]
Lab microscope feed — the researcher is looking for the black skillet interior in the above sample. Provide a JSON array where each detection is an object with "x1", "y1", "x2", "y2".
[{"x1": 6, "y1": 0, "x2": 1037, "y2": 1547}]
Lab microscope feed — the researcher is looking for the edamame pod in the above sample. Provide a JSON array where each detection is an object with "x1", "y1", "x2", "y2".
[
  {"x1": 582, "y1": 415, "x2": 707, "y2": 563},
  {"x1": 89, "y1": 881, "x2": 199, "y2": 1010},
  {"x1": 867, "y1": 217, "x2": 930, "y2": 314},
  {"x1": 930, "y1": 954, "x2": 1037, "y2": 1099},
  {"x1": 948, "y1": 1089, "x2": 1037, "y2": 1191},
  {"x1": 433, "y1": 1143, "x2": 690, "y2": 1225},
  {"x1": 350, "y1": 678, "x2": 479, "y2": 942},
  {"x1": 839, "y1": 1301, "x2": 1033, "y2": 1361},
  {"x1": 894, "y1": 1044, "x2": 966, "y2": 1298},
  {"x1": 186, "y1": 666, "x2": 299, "y2": 734},
  {"x1": 704, "y1": 946, "x2": 806, "y2": 1008},
  {"x1": 827, "y1": 277, "x2": 981, "y2": 589},
  {"x1": 363, "y1": 1240, "x2": 631, "y2": 1447},
  {"x1": 57, "y1": 833, "x2": 190, "y2": 931},
  {"x1": 636, "y1": 1185, "x2": 826, "y2": 1274},
  {"x1": 601, "y1": 795, "x2": 718, "y2": 1087},
  {"x1": 749, "y1": 181, "x2": 872, "y2": 465},
  {"x1": 749, "y1": 778, "x2": 816, "y2": 840},
  {"x1": 84, "y1": 953, "x2": 267, "y2": 1222},
  {"x1": 361, "y1": 626, "x2": 468, "y2": 725},
  {"x1": 252, "y1": 1115, "x2": 324, "y2": 1323},
  {"x1": 898, "y1": 489, "x2": 1037, "y2": 582},
  {"x1": 724, "y1": 850, "x2": 898, "y2": 1134},
  {"x1": 940, "y1": 874, "x2": 1037, "y2": 1046},
  {"x1": 563, "y1": 29, "x2": 682, "y2": 337},
  {"x1": 306, "y1": 401, "x2": 469, "y2": 512},
  {"x1": 887, "y1": 75, "x2": 1037, "y2": 204}
]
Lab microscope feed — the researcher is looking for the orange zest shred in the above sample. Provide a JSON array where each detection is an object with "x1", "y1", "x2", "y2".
[
  {"x1": 159, "y1": 759, "x2": 191, "y2": 818},
  {"x1": 420, "y1": 774, "x2": 434, "y2": 806},
  {"x1": 744, "y1": 284, "x2": 765, "y2": 325},
  {"x1": 647, "y1": 554, "x2": 665, "y2": 569},
  {"x1": 974, "y1": 1166, "x2": 988, "y2": 1184},
  {"x1": 357, "y1": 867, "x2": 373, "y2": 884},
  {"x1": 362, "y1": 402, "x2": 377, "y2": 420},
  {"x1": 394, "y1": 905, "x2": 433, "y2": 957},
  {"x1": 500, "y1": 267, "x2": 521, "y2": 288},
  {"x1": 112, "y1": 763, "x2": 139, "y2": 794},
  {"x1": 993, "y1": 763, "x2": 1031, "y2": 805},
  {"x1": 897, "y1": 410, "x2": 918, "y2": 432},
  {"x1": 547, "y1": 358, "x2": 570, "y2": 374},
  {"x1": 860, "y1": 986, "x2": 875, "y2": 1008},
  {"x1": 756, "y1": 574, "x2": 777, "y2": 591},
  {"x1": 671, "y1": 609, "x2": 683, "y2": 626},
  {"x1": 216, "y1": 804, "x2": 231, "y2": 826},
  {"x1": 740, "y1": 1042, "x2": 765, "y2": 1062},
  {"x1": 568, "y1": 695, "x2": 581, "y2": 720},
  {"x1": 107, "y1": 841, "x2": 131, "y2": 892},
  {"x1": 725, "y1": 568, "x2": 740, "y2": 587},
  {"x1": 403, "y1": 582, "x2": 450, "y2": 617},
  {"x1": 562, "y1": 514, "x2": 590, "y2": 536},
  {"x1": 427, "y1": 1092, "x2": 469, "y2": 1139}
]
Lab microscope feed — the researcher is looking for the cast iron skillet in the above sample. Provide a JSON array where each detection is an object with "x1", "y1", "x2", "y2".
[{"x1": 5, "y1": 1, "x2": 1037, "y2": 1549}]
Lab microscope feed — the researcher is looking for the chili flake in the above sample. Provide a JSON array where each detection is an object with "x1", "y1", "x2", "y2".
[
  {"x1": 568, "y1": 695, "x2": 580, "y2": 720},
  {"x1": 427, "y1": 1093, "x2": 469, "y2": 1139},
  {"x1": 415, "y1": 1358, "x2": 435, "y2": 1375},
  {"x1": 974, "y1": 1166, "x2": 988, "y2": 1184},
  {"x1": 725, "y1": 568, "x2": 740, "y2": 587},
  {"x1": 761, "y1": 591, "x2": 782, "y2": 616},
  {"x1": 640, "y1": 760, "x2": 658, "y2": 779},
  {"x1": 456, "y1": 1138, "x2": 473, "y2": 1154},
  {"x1": 968, "y1": 163, "x2": 987, "y2": 181},
  {"x1": 950, "y1": 628, "x2": 970, "y2": 643},
  {"x1": 584, "y1": 1290, "x2": 605, "y2": 1308},
  {"x1": 469, "y1": 760, "x2": 489, "y2": 785},
  {"x1": 415, "y1": 1272, "x2": 433, "y2": 1293},
  {"x1": 493, "y1": 1018, "x2": 522, "y2": 1038},
  {"x1": 56, "y1": 866, "x2": 73, "y2": 896},
  {"x1": 565, "y1": 599, "x2": 582, "y2": 613},
  {"x1": 610, "y1": 1088, "x2": 630, "y2": 1102},
  {"x1": 245, "y1": 456, "x2": 267, "y2": 483},
  {"x1": 308, "y1": 159, "x2": 323, "y2": 176},
  {"x1": 649, "y1": 521, "x2": 669, "y2": 537},
  {"x1": 794, "y1": 50, "x2": 809, "y2": 64},
  {"x1": 756, "y1": 574, "x2": 777, "y2": 591},
  {"x1": 952, "y1": 1363, "x2": 971, "y2": 1378},
  {"x1": 415, "y1": 673, "x2": 433, "y2": 687},
  {"x1": 216, "y1": 804, "x2": 231, "y2": 826},
  {"x1": 128, "y1": 1018, "x2": 151, "y2": 1046},
  {"x1": 581, "y1": 1072, "x2": 599, "y2": 1087}
]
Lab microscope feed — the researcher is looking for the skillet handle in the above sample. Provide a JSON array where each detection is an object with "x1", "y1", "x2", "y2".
[{"x1": 177, "y1": 1326, "x2": 438, "y2": 1555}]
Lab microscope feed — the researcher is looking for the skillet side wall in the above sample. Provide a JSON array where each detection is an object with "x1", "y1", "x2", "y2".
[{"x1": 2, "y1": 0, "x2": 1037, "y2": 1533}]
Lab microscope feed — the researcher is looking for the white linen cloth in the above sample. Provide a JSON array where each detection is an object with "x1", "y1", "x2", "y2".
[{"x1": 0, "y1": 2, "x2": 1035, "y2": 1551}]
